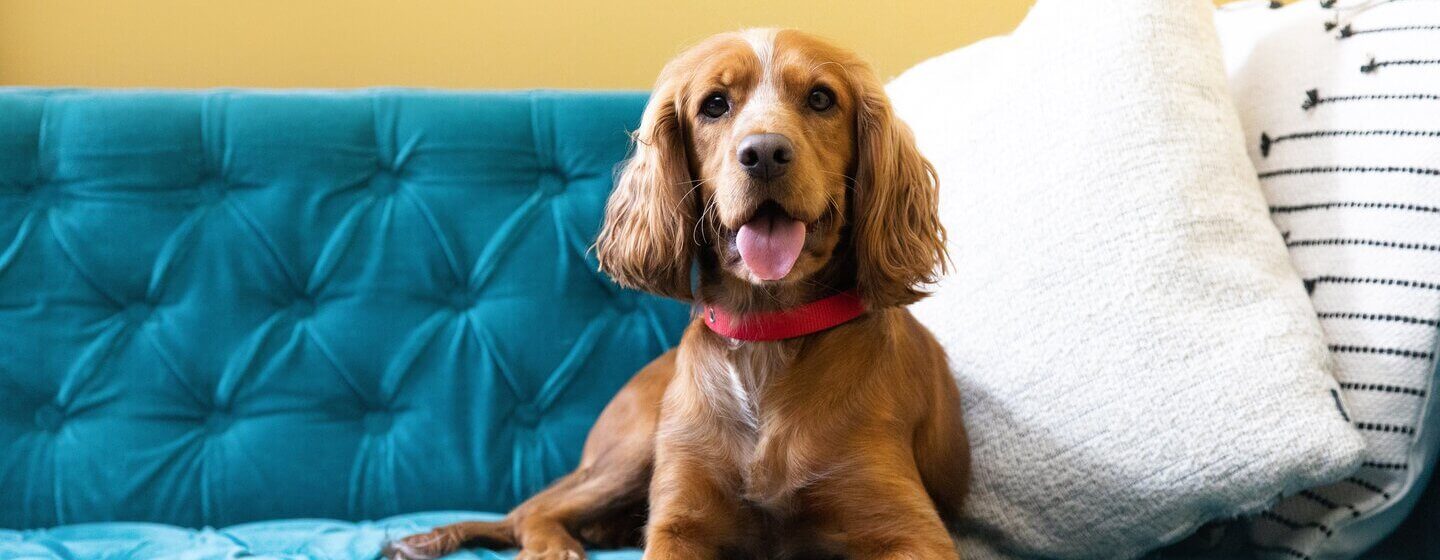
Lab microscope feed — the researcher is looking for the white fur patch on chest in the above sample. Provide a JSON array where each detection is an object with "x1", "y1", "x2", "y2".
[
  {"x1": 695, "y1": 338, "x2": 788, "y2": 431},
  {"x1": 724, "y1": 356, "x2": 761, "y2": 430}
]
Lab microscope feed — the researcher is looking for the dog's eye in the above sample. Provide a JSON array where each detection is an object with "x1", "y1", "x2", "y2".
[
  {"x1": 807, "y1": 87, "x2": 835, "y2": 112},
  {"x1": 701, "y1": 93, "x2": 729, "y2": 118}
]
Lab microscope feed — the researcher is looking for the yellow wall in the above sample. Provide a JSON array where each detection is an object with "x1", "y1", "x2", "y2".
[{"x1": 0, "y1": 1, "x2": 1035, "y2": 90}]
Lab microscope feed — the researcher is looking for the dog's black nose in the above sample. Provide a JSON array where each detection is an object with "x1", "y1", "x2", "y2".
[{"x1": 737, "y1": 133, "x2": 793, "y2": 181}]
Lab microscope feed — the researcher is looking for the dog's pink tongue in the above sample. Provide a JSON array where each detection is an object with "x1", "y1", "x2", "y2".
[{"x1": 737, "y1": 213, "x2": 806, "y2": 281}]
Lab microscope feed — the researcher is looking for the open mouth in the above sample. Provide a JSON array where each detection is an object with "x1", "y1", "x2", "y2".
[{"x1": 735, "y1": 201, "x2": 808, "y2": 281}]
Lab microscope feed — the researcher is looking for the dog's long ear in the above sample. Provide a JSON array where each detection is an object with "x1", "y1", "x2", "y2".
[
  {"x1": 850, "y1": 66, "x2": 947, "y2": 309},
  {"x1": 595, "y1": 65, "x2": 696, "y2": 301}
]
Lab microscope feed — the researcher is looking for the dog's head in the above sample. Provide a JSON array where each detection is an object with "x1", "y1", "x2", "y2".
[{"x1": 595, "y1": 29, "x2": 945, "y2": 309}]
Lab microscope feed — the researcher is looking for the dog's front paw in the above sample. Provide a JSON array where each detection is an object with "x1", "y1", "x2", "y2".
[
  {"x1": 516, "y1": 533, "x2": 586, "y2": 560},
  {"x1": 381, "y1": 531, "x2": 458, "y2": 560},
  {"x1": 517, "y1": 549, "x2": 584, "y2": 560}
]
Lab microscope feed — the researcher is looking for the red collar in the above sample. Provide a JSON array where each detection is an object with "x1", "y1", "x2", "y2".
[{"x1": 701, "y1": 290, "x2": 867, "y2": 341}]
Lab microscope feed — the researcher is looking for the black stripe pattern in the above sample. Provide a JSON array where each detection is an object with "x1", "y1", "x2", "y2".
[
  {"x1": 1328, "y1": 345, "x2": 1434, "y2": 361},
  {"x1": 1338, "y1": 24, "x2": 1440, "y2": 38},
  {"x1": 1302, "y1": 89, "x2": 1440, "y2": 111},
  {"x1": 1355, "y1": 422, "x2": 1415, "y2": 435},
  {"x1": 1297, "y1": 489, "x2": 1361, "y2": 517},
  {"x1": 1361, "y1": 57, "x2": 1440, "y2": 73},
  {"x1": 1270, "y1": 201, "x2": 1440, "y2": 215},
  {"x1": 1287, "y1": 238, "x2": 1440, "y2": 253},
  {"x1": 1261, "y1": 129, "x2": 1440, "y2": 157},
  {"x1": 1260, "y1": 511, "x2": 1335, "y2": 537},
  {"x1": 1338, "y1": 382, "x2": 1427, "y2": 397},
  {"x1": 1306, "y1": 275, "x2": 1440, "y2": 292},
  {"x1": 1343, "y1": 477, "x2": 1393, "y2": 500},
  {"x1": 1253, "y1": 544, "x2": 1313, "y2": 560},
  {"x1": 1316, "y1": 312, "x2": 1439, "y2": 327},
  {"x1": 1258, "y1": 165, "x2": 1440, "y2": 178}
]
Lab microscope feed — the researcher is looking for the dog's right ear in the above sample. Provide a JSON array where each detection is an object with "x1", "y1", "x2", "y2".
[{"x1": 595, "y1": 64, "x2": 696, "y2": 301}]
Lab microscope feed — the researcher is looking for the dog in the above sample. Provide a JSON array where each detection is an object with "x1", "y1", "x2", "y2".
[{"x1": 385, "y1": 28, "x2": 967, "y2": 560}]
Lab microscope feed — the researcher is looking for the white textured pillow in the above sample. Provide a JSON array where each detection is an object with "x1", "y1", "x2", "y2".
[
  {"x1": 887, "y1": 1, "x2": 1366, "y2": 558},
  {"x1": 1217, "y1": 1, "x2": 1440, "y2": 558}
]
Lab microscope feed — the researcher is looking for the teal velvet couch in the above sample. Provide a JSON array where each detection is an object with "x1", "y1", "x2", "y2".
[
  {"x1": 2, "y1": 89, "x2": 1437, "y2": 560},
  {"x1": 0, "y1": 89, "x2": 683, "y2": 559}
]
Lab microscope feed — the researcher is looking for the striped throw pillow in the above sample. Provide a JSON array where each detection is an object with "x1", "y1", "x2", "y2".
[{"x1": 1219, "y1": 1, "x2": 1440, "y2": 558}]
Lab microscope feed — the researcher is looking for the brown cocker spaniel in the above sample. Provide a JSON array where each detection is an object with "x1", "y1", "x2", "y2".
[{"x1": 388, "y1": 28, "x2": 967, "y2": 560}]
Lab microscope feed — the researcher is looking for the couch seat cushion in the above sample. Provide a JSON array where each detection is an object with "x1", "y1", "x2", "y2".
[{"x1": 0, "y1": 512, "x2": 642, "y2": 559}]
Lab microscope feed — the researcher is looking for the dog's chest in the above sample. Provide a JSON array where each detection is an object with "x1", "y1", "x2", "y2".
[
  {"x1": 710, "y1": 341, "x2": 822, "y2": 508},
  {"x1": 690, "y1": 341, "x2": 853, "y2": 557}
]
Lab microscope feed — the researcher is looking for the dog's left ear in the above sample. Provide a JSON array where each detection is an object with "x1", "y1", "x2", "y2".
[{"x1": 850, "y1": 68, "x2": 948, "y2": 309}]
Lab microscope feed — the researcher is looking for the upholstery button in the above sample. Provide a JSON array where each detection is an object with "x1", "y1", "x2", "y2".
[
  {"x1": 204, "y1": 411, "x2": 232, "y2": 434},
  {"x1": 290, "y1": 297, "x2": 315, "y2": 318},
  {"x1": 369, "y1": 170, "x2": 400, "y2": 196},
  {"x1": 513, "y1": 403, "x2": 540, "y2": 427},
  {"x1": 123, "y1": 301, "x2": 153, "y2": 323},
  {"x1": 537, "y1": 170, "x2": 565, "y2": 195},
  {"x1": 363, "y1": 410, "x2": 392, "y2": 434},
  {"x1": 29, "y1": 188, "x2": 58, "y2": 210},
  {"x1": 34, "y1": 404, "x2": 63, "y2": 431},
  {"x1": 447, "y1": 290, "x2": 471, "y2": 311},
  {"x1": 196, "y1": 178, "x2": 226, "y2": 204}
]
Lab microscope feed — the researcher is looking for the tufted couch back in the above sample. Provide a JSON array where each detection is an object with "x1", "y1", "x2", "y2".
[{"x1": 0, "y1": 89, "x2": 689, "y2": 529}]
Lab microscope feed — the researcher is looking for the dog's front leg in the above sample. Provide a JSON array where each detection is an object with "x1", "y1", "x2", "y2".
[
  {"x1": 819, "y1": 455, "x2": 960, "y2": 560},
  {"x1": 642, "y1": 441, "x2": 744, "y2": 560}
]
